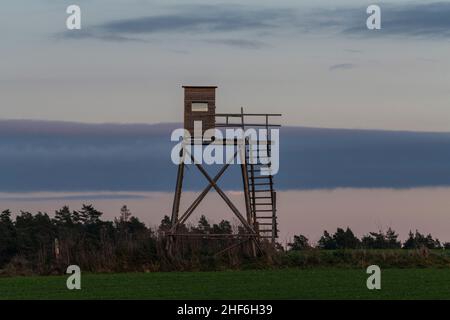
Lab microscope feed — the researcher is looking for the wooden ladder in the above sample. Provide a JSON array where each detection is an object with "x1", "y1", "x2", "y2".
[{"x1": 245, "y1": 138, "x2": 278, "y2": 243}]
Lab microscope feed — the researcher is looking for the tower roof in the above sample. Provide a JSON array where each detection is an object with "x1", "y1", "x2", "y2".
[{"x1": 182, "y1": 86, "x2": 217, "y2": 89}]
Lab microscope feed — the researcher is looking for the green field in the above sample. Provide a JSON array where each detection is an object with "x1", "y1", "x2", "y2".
[{"x1": 0, "y1": 268, "x2": 449, "y2": 300}]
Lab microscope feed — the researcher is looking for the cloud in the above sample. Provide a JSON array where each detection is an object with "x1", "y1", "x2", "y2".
[
  {"x1": 312, "y1": 2, "x2": 450, "y2": 39},
  {"x1": 374, "y1": 2, "x2": 450, "y2": 38},
  {"x1": 0, "y1": 193, "x2": 149, "y2": 202},
  {"x1": 329, "y1": 63, "x2": 356, "y2": 71},
  {"x1": 1, "y1": 120, "x2": 450, "y2": 192},
  {"x1": 203, "y1": 38, "x2": 267, "y2": 49},
  {"x1": 98, "y1": 5, "x2": 293, "y2": 34},
  {"x1": 58, "y1": 4, "x2": 295, "y2": 46},
  {"x1": 55, "y1": 29, "x2": 147, "y2": 43}
]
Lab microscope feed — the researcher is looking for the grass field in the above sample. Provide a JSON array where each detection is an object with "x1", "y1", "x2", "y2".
[{"x1": 1, "y1": 268, "x2": 450, "y2": 300}]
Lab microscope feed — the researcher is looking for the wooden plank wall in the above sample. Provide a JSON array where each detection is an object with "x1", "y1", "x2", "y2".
[{"x1": 184, "y1": 86, "x2": 216, "y2": 135}]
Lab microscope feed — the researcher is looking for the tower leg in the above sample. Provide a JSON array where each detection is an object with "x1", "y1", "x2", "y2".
[
  {"x1": 240, "y1": 139, "x2": 258, "y2": 258},
  {"x1": 168, "y1": 162, "x2": 184, "y2": 257},
  {"x1": 241, "y1": 162, "x2": 257, "y2": 257},
  {"x1": 171, "y1": 163, "x2": 184, "y2": 226}
]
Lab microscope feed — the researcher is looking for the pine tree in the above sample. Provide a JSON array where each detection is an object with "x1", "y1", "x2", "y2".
[
  {"x1": 288, "y1": 235, "x2": 310, "y2": 251},
  {"x1": 119, "y1": 205, "x2": 132, "y2": 223},
  {"x1": 0, "y1": 210, "x2": 16, "y2": 266},
  {"x1": 318, "y1": 230, "x2": 336, "y2": 249},
  {"x1": 386, "y1": 227, "x2": 401, "y2": 248},
  {"x1": 212, "y1": 220, "x2": 232, "y2": 234},
  {"x1": 158, "y1": 215, "x2": 172, "y2": 232},
  {"x1": 333, "y1": 227, "x2": 360, "y2": 249},
  {"x1": 54, "y1": 206, "x2": 73, "y2": 225},
  {"x1": 197, "y1": 215, "x2": 211, "y2": 233},
  {"x1": 77, "y1": 204, "x2": 103, "y2": 225}
]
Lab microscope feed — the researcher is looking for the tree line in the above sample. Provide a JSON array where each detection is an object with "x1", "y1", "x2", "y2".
[
  {"x1": 0, "y1": 205, "x2": 448, "y2": 275},
  {"x1": 288, "y1": 227, "x2": 450, "y2": 251},
  {"x1": 0, "y1": 204, "x2": 251, "y2": 275}
]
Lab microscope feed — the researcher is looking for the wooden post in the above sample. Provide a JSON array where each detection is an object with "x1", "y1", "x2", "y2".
[{"x1": 171, "y1": 162, "x2": 184, "y2": 226}]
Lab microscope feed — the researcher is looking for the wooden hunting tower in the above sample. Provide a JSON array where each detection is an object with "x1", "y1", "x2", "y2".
[{"x1": 168, "y1": 85, "x2": 281, "y2": 256}]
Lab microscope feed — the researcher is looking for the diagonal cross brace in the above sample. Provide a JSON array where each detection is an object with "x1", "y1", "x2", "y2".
[
  {"x1": 194, "y1": 160, "x2": 257, "y2": 235},
  {"x1": 170, "y1": 149, "x2": 238, "y2": 231},
  {"x1": 170, "y1": 147, "x2": 257, "y2": 236}
]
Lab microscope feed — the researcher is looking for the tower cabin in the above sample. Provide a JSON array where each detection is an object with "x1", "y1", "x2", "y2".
[{"x1": 183, "y1": 86, "x2": 217, "y2": 136}]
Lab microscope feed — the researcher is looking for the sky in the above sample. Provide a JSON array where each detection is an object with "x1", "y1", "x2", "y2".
[
  {"x1": 1, "y1": 0, "x2": 450, "y2": 131},
  {"x1": 1, "y1": 1, "x2": 449, "y2": 241}
]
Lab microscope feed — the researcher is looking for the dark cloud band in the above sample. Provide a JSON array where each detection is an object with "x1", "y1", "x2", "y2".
[{"x1": 1, "y1": 120, "x2": 450, "y2": 192}]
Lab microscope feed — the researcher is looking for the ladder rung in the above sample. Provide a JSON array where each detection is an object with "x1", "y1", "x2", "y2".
[
  {"x1": 255, "y1": 209, "x2": 274, "y2": 212},
  {"x1": 258, "y1": 223, "x2": 274, "y2": 226},
  {"x1": 253, "y1": 203, "x2": 273, "y2": 206},
  {"x1": 245, "y1": 152, "x2": 271, "y2": 155},
  {"x1": 253, "y1": 189, "x2": 272, "y2": 193},
  {"x1": 251, "y1": 183, "x2": 272, "y2": 186},
  {"x1": 248, "y1": 165, "x2": 272, "y2": 168},
  {"x1": 256, "y1": 216, "x2": 276, "y2": 219},
  {"x1": 246, "y1": 148, "x2": 271, "y2": 151},
  {"x1": 250, "y1": 196, "x2": 272, "y2": 199},
  {"x1": 248, "y1": 172, "x2": 271, "y2": 176},
  {"x1": 246, "y1": 159, "x2": 271, "y2": 162}
]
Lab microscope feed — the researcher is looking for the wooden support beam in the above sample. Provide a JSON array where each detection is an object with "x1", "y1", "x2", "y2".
[
  {"x1": 194, "y1": 160, "x2": 257, "y2": 235},
  {"x1": 170, "y1": 150, "x2": 239, "y2": 232},
  {"x1": 170, "y1": 163, "x2": 185, "y2": 225}
]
